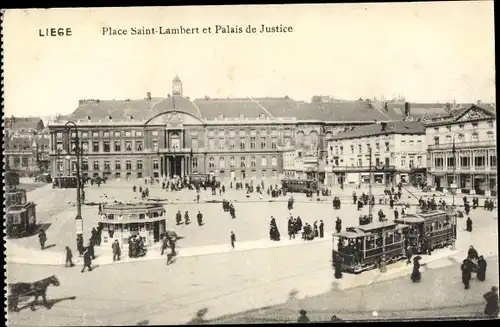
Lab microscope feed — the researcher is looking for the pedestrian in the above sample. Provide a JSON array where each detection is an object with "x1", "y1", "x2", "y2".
[
  {"x1": 335, "y1": 217, "x2": 342, "y2": 234},
  {"x1": 87, "y1": 239, "x2": 95, "y2": 259},
  {"x1": 477, "y1": 256, "x2": 487, "y2": 282},
  {"x1": 394, "y1": 209, "x2": 399, "y2": 220},
  {"x1": 483, "y1": 286, "x2": 499, "y2": 318},
  {"x1": 319, "y1": 220, "x2": 324, "y2": 238},
  {"x1": 411, "y1": 257, "x2": 422, "y2": 283},
  {"x1": 288, "y1": 218, "x2": 295, "y2": 240},
  {"x1": 334, "y1": 254, "x2": 343, "y2": 279},
  {"x1": 313, "y1": 221, "x2": 319, "y2": 238},
  {"x1": 91, "y1": 227, "x2": 97, "y2": 246},
  {"x1": 197, "y1": 211, "x2": 203, "y2": 226},
  {"x1": 468, "y1": 246, "x2": 479, "y2": 260},
  {"x1": 77, "y1": 235, "x2": 84, "y2": 256},
  {"x1": 405, "y1": 245, "x2": 413, "y2": 265},
  {"x1": 65, "y1": 246, "x2": 75, "y2": 267},
  {"x1": 230, "y1": 231, "x2": 236, "y2": 249},
  {"x1": 297, "y1": 309, "x2": 310, "y2": 323},
  {"x1": 38, "y1": 229, "x2": 47, "y2": 250},
  {"x1": 112, "y1": 240, "x2": 121, "y2": 261},
  {"x1": 81, "y1": 249, "x2": 93, "y2": 273},
  {"x1": 466, "y1": 217, "x2": 473, "y2": 232},
  {"x1": 461, "y1": 259, "x2": 472, "y2": 290}
]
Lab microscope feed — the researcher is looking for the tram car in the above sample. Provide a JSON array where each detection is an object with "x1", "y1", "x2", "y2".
[
  {"x1": 394, "y1": 210, "x2": 457, "y2": 254},
  {"x1": 189, "y1": 173, "x2": 210, "y2": 187},
  {"x1": 281, "y1": 178, "x2": 319, "y2": 194},
  {"x1": 6, "y1": 202, "x2": 37, "y2": 238},
  {"x1": 53, "y1": 176, "x2": 78, "y2": 188},
  {"x1": 332, "y1": 222, "x2": 409, "y2": 273},
  {"x1": 5, "y1": 188, "x2": 27, "y2": 207}
]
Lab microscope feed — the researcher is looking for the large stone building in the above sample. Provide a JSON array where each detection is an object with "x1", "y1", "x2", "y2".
[
  {"x1": 4, "y1": 117, "x2": 50, "y2": 176},
  {"x1": 47, "y1": 76, "x2": 465, "y2": 182},
  {"x1": 326, "y1": 120, "x2": 427, "y2": 186},
  {"x1": 425, "y1": 104, "x2": 496, "y2": 196}
]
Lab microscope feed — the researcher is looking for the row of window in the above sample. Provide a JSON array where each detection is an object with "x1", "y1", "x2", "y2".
[
  {"x1": 56, "y1": 140, "x2": 143, "y2": 153},
  {"x1": 57, "y1": 159, "x2": 144, "y2": 172},
  {"x1": 330, "y1": 140, "x2": 423, "y2": 156},
  {"x1": 433, "y1": 131, "x2": 495, "y2": 145},
  {"x1": 207, "y1": 137, "x2": 285, "y2": 150},
  {"x1": 433, "y1": 155, "x2": 497, "y2": 168},
  {"x1": 432, "y1": 121, "x2": 494, "y2": 133},
  {"x1": 56, "y1": 131, "x2": 143, "y2": 139},
  {"x1": 207, "y1": 156, "x2": 278, "y2": 169}
]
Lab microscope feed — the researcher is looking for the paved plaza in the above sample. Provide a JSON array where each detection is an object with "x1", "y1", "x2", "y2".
[{"x1": 6, "y1": 180, "x2": 499, "y2": 325}]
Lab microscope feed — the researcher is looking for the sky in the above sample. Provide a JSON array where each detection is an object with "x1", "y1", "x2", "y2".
[{"x1": 3, "y1": 2, "x2": 496, "y2": 117}]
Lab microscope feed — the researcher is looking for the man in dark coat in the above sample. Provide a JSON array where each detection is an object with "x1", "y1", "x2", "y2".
[
  {"x1": 468, "y1": 246, "x2": 479, "y2": 260},
  {"x1": 81, "y1": 249, "x2": 93, "y2": 273},
  {"x1": 477, "y1": 256, "x2": 487, "y2": 281},
  {"x1": 295, "y1": 216, "x2": 303, "y2": 234},
  {"x1": 197, "y1": 211, "x2": 203, "y2": 226},
  {"x1": 319, "y1": 220, "x2": 324, "y2": 238},
  {"x1": 38, "y1": 229, "x2": 47, "y2": 250},
  {"x1": 483, "y1": 286, "x2": 499, "y2": 318},
  {"x1": 464, "y1": 202, "x2": 470, "y2": 216},
  {"x1": 288, "y1": 217, "x2": 295, "y2": 240},
  {"x1": 335, "y1": 217, "x2": 342, "y2": 234},
  {"x1": 77, "y1": 235, "x2": 84, "y2": 256},
  {"x1": 230, "y1": 231, "x2": 236, "y2": 249},
  {"x1": 112, "y1": 240, "x2": 121, "y2": 261},
  {"x1": 91, "y1": 227, "x2": 97, "y2": 246},
  {"x1": 466, "y1": 217, "x2": 473, "y2": 232},
  {"x1": 461, "y1": 259, "x2": 472, "y2": 289},
  {"x1": 87, "y1": 239, "x2": 95, "y2": 259},
  {"x1": 176, "y1": 211, "x2": 182, "y2": 225},
  {"x1": 65, "y1": 246, "x2": 75, "y2": 267},
  {"x1": 334, "y1": 255, "x2": 343, "y2": 279},
  {"x1": 352, "y1": 191, "x2": 357, "y2": 204},
  {"x1": 394, "y1": 209, "x2": 399, "y2": 220}
]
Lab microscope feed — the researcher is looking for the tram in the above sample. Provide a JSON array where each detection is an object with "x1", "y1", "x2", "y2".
[
  {"x1": 188, "y1": 173, "x2": 210, "y2": 187},
  {"x1": 53, "y1": 176, "x2": 78, "y2": 188},
  {"x1": 281, "y1": 178, "x2": 319, "y2": 194},
  {"x1": 394, "y1": 210, "x2": 457, "y2": 253},
  {"x1": 332, "y1": 222, "x2": 409, "y2": 273},
  {"x1": 6, "y1": 203, "x2": 37, "y2": 238},
  {"x1": 333, "y1": 209, "x2": 457, "y2": 274}
]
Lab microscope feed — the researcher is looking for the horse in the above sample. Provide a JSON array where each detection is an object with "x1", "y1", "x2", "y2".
[{"x1": 8, "y1": 275, "x2": 60, "y2": 312}]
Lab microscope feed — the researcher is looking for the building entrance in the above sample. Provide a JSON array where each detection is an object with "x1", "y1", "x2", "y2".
[{"x1": 169, "y1": 157, "x2": 182, "y2": 178}]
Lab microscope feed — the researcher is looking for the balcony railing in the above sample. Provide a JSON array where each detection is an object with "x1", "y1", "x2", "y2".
[
  {"x1": 331, "y1": 165, "x2": 396, "y2": 172},
  {"x1": 431, "y1": 166, "x2": 493, "y2": 172},
  {"x1": 158, "y1": 147, "x2": 192, "y2": 153},
  {"x1": 428, "y1": 140, "x2": 496, "y2": 150}
]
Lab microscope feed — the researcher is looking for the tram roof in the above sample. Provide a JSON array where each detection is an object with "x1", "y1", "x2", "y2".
[
  {"x1": 394, "y1": 216, "x2": 425, "y2": 224},
  {"x1": 332, "y1": 231, "x2": 367, "y2": 238},
  {"x1": 357, "y1": 221, "x2": 400, "y2": 232},
  {"x1": 101, "y1": 202, "x2": 165, "y2": 212}
]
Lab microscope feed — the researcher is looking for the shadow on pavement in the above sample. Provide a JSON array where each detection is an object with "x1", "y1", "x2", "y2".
[{"x1": 13, "y1": 296, "x2": 77, "y2": 313}]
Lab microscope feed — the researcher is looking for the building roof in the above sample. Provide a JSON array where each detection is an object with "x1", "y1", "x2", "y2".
[
  {"x1": 424, "y1": 104, "x2": 496, "y2": 126},
  {"x1": 4, "y1": 117, "x2": 44, "y2": 131},
  {"x1": 328, "y1": 121, "x2": 425, "y2": 141}
]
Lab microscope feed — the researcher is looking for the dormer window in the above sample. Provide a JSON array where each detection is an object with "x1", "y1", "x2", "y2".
[
  {"x1": 240, "y1": 114, "x2": 245, "y2": 119},
  {"x1": 259, "y1": 113, "x2": 266, "y2": 119},
  {"x1": 218, "y1": 113, "x2": 224, "y2": 120}
]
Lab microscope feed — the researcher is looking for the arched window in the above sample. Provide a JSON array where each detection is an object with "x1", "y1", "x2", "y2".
[
  {"x1": 251, "y1": 156, "x2": 256, "y2": 167},
  {"x1": 208, "y1": 157, "x2": 215, "y2": 169},
  {"x1": 219, "y1": 157, "x2": 225, "y2": 169},
  {"x1": 240, "y1": 157, "x2": 246, "y2": 168},
  {"x1": 296, "y1": 131, "x2": 304, "y2": 144}
]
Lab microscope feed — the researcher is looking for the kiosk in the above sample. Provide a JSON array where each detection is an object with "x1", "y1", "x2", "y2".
[{"x1": 98, "y1": 203, "x2": 167, "y2": 247}]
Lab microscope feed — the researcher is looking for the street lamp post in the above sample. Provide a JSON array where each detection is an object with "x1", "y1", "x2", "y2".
[
  {"x1": 451, "y1": 134, "x2": 458, "y2": 207},
  {"x1": 65, "y1": 121, "x2": 83, "y2": 238}
]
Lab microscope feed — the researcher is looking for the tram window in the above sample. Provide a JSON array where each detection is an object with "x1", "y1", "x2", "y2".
[
  {"x1": 394, "y1": 230, "x2": 402, "y2": 242},
  {"x1": 366, "y1": 237, "x2": 375, "y2": 249},
  {"x1": 386, "y1": 232, "x2": 394, "y2": 245},
  {"x1": 130, "y1": 224, "x2": 139, "y2": 232},
  {"x1": 123, "y1": 225, "x2": 129, "y2": 232},
  {"x1": 375, "y1": 237, "x2": 383, "y2": 247}
]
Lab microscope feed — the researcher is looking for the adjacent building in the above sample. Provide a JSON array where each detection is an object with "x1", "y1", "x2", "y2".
[
  {"x1": 48, "y1": 76, "x2": 413, "y2": 182},
  {"x1": 425, "y1": 104, "x2": 496, "y2": 196},
  {"x1": 326, "y1": 121, "x2": 427, "y2": 186},
  {"x1": 4, "y1": 117, "x2": 50, "y2": 176}
]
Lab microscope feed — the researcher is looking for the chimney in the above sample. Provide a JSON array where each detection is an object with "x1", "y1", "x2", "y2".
[
  {"x1": 477, "y1": 100, "x2": 482, "y2": 105},
  {"x1": 453, "y1": 100, "x2": 457, "y2": 109},
  {"x1": 146, "y1": 92, "x2": 151, "y2": 100},
  {"x1": 384, "y1": 102, "x2": 389, "y2": 111},
  {"x1": 381, "y1": 122, "x2": 387, "y2": 131},
  {"x1": 404, "y1": 102, "x2": 411, "y2": 117}
]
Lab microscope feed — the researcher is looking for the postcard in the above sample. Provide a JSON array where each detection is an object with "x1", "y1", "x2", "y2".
[{"x1": 2, "y1": 3, "x2": 498, "y2": 326}]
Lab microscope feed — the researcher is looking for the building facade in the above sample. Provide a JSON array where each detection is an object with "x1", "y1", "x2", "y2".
[
  {"x1": 47, "y1": 77, "x2": 452, "y2": 182},
  {"x1": 4, "y1": 117, "x2": 50, "y2": 176},
  {"x1": 326, "y1": 121, "x2": 427, "y2": 186},
  {"x1": 425, "y1": 104, "x2": 496, "y2": 196}
]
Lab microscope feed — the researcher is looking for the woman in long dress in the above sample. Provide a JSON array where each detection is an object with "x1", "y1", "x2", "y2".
[{"x1": 411, "y1": 257, "x2": 422, "y2": 282}]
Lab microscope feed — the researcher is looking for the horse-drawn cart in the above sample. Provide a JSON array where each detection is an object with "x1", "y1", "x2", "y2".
[{"x1": 8, "y1": 275, "x2": 60, "y2": 312}]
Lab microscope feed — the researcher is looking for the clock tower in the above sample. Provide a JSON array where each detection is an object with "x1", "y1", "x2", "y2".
[{"x1": 172, "y1": 75, "x2": 183, "y2": 96}]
